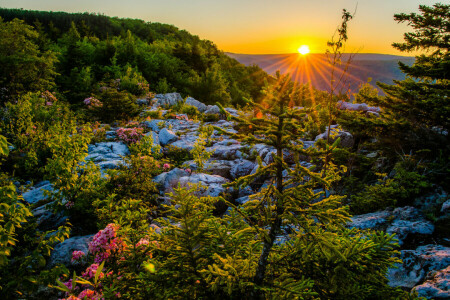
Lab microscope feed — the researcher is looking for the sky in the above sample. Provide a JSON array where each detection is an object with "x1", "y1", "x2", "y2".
[{"x1": 0, "y1": 0, "x2": 440, "y2": 55}]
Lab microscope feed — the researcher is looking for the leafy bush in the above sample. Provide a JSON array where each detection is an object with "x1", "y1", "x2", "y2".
[
  {"x1": 91, "y1": 88, "x2": 139, "y2": 123},
  {"x1": 350, "y1": 160, "x2": 431, "y2": 214},
  {"x1": 202, "y1": 113, "x2": 219, "y2": 122},
  {"x1": 164, "y1": 145, "x2": 193, "y2": 167},
  {"x1": 180, "y1": 104, "x2": 199, "y2": 118},
  {"x1": 143, "y1": 110, "x2": 163, "y2": 119}
]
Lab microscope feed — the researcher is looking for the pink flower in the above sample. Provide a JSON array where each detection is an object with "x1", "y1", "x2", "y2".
[
  {"x1": 65, "y1": 201, "x2": 75, "y2": 209},
  {"x1": 163, "y1": 163, "x2": 170, "y2": 171},
  {"x1": 185, "y1": 168, "x2": 192, "y2": 174},
  {"x1": 135, "y1": 238, "x2": 150, "y2": 248},
  {"x1": 46, "y1": 101, "x2": 53, "y2": 106},
  {"x1": 71, "y1": 250, "x2": 86, "y2": 262}
]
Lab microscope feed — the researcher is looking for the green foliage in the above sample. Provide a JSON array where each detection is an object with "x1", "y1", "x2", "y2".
[
  {"x1": 92, "y1": 88, "x2": 139, "y2": 123},
  {"x1": 0, "y1": 17, "x2": 57, "y2": 103},
  {"x1": 106, "y1": 155, "x2": 161, "y2": 209},
  {"x1": 191, "y1": 132, "x2": 215, "y2": 172},
  {"x1": 129, "y1": 133, "x2": 163, "y2": 159},
  {"x1": 202, "y1": 113, "x2": 220, "y2": 122},
  {"x1": 351, "y1": 158, "x2": 431, "y2": 214},
  {"x1": 180, "y1": 104, "x2": 200, "y2": 119},
  {"x1": 44, "y1": 124, "x2": 105, "y2": 230},
  {"x1": 143, "y1": 109, "x2": 163, "y2": 119},
  {"x1": 165, "y1": 145, "x2": 193, "y2": 167}
]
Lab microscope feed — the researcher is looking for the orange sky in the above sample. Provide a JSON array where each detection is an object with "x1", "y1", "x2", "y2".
[{"x1": 1, "y1": 0, "x2": 439, "y2": 55}]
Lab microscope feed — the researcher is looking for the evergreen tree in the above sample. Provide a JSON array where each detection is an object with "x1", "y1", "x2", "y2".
[{"x1": 213, "y1": 73, "x2": 401, "y2": 299}]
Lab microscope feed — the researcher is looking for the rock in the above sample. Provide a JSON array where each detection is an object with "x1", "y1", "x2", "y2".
[
  {"x1": 86, "y1": 142, "x2": 130, "y2": 170},
  {"x1": 315, "y1": 127, "x2": 354, "y2": 148},
  {"x1": 178, "y1": 173, "x2": 229, "y2": 197},
  {"x1": 387, "y1": 245, "x2": 450, "y2": 289},
  {"x1": 136, "y1": 98, "x2": 149, "y2": 106},
  {"x1": 349, "y1": 210, "x2": 392, "y2": 230},
  {"x1": 170, "y1": 135, "x2": 198, "y2": 152},
  {"x1": 414, "y1": 266, "x2": 450, "y2": 299},
  {"x1": 32, "y1": 202, "x2": 68, "y2": 231},
  {"x1": 205, "y1": 105, "x2": 221, "y2": 115},
  {"x1": 224, "y1": 107, "x2": 239, "y2": 117},
  {"x1": 154, "y1": 93, "x2": 183, "y2": 108},
  {"x1": 337, "y1": 100, "x2": 381, "y2": 113},
  {"x1": 22, "y1": 181, "x2": 54, "y2": 204},
  {"x1": 142, "y1": 119, "x2": 165, "y2": 133},
  {"x1": 209, "y1": 143, "x2": 243, "y2": 160},
  {"x1": 238, "y1": 186, "x2": 254, "y2": 198},
  {"x1": 441, "y1": 200, "x2": 450, "y2": 213},
  {"x1": 183, "y1": 160, "x2": 233, "y2": 179},
  {"x1": 159, "y1": 128, "x2": 178, "y2": 146},
  {"x1": 105, "y1": 130, "x2": 117, "y2": 140},
  {"x1": 48, "y1": 235, "x2": 94, "y2": 268},
  {"x1": 236, "y1": 196, "x2": 250, "y2": 205},
  {"x1": 349, "y1": 206, "x2": 434, "y2": 245},
  {"x1": 154, "y1": 168, "x2": 189, "y2": 192},
  {"x1": 230, "y1": 159, "x2": 256, "y2": 179},
  {"x1": 185, "y1": 97, "x2": 207, "y2": 112},
  {"x1": 386, "y1": 207, "x2": 434, "y2": 245},
  {"x1": 145, "y1": 131, "x2": 160, "y2": 146}
]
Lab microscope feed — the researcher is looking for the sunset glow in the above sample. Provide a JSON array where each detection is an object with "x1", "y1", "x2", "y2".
[{"x1": 298, "y1": 45, "x2": 310, "y2": 55}]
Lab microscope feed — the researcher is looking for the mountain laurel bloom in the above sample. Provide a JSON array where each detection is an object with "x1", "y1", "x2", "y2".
[{"x1": 71, "y1": 250, "x2": 86, "y2": 262}]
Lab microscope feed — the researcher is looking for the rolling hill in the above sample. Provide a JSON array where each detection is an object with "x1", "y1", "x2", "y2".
[{"x1": 226, "y1": 53, "x2": 415, "y2": 94}]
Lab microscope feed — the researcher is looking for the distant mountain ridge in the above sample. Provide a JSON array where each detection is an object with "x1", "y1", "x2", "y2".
[{"x1": 226, "y1": 52, "x2": 415, "y2": 94}]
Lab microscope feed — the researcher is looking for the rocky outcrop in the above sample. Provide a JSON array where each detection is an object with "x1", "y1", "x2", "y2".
[
  {"x1": 387, "y1": 245, "x2": 450, "y2": 289},
  {"x1": 86, "y1": 142, "x2": 130, "y2": 170},
  {"x1": 350, "y1": 206, "x2": 435, "y2": 245},
  {"x1": 48, "y1": 235, "x2": 94, "y2": 268},
  {"x1": 414, "y1": 266, "x2": 450, "y2": 299},
  {"x1": 154, "y1": 93, "x2": 183, "y2": 108},
  {"x1": 230, "y1": 159, "x2": 256, "y2": 179},
  {"x1": 22, "y1": 181, "x2": 53, "y2": 204},
  {"x1": 337, "y1": 100, "x2": 381, "y2": 113}
]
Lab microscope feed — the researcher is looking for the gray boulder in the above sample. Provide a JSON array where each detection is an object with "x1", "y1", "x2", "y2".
[
  {"x1": 349, "y1": 206, "x2": 434, "y2": 245},
  {"x1": 32, "y1": 201, "x2": 68, "y2": 231},
  {"x1": 86, "y1": 142, "x2": 130, "y2": 170},
  {"x1": 142, "y1": 119, "x2": 165, "y2": 133},
  {"x1": 225, "y1": 107, "x2": 239, "y2": 117},
  {"x1": 315, "y1": 127, "x2": 354, "y2": 148},
  {"x1": 185, "y1": 97, "x2": 207, "y2": 112},
  {"x1": 136, "y1": 98, "x2": 149, "y2": 106},
  {"x1": 337, "y1": 100, "x2": 381, "y2": 112},
  {"x1": 205, "y1": 105, "x2": 221, "y2": 115},
  {"x1": 154, "y1": 93, "x2": 183, "y2": 108},
  {"x1": 178, "y1": 173, "x2": 229, "y2": 197},
  {"x1": 388, "y1": 245, "x2": 450, "y2": 289},
  {"x1": 48, "y1": 235, "x2": 94, "y2": 268},
  {"x1": 22, "y1": 181, "x2": 53, "y2": 204},
  {"x1": 159, "y1": 128, "x2": 178, "y2": 146},
  {"x1": 230, "y1": 159, "x2": 256, "y2": 179},
  {"x1": 183, "y1": 160, "x2": 233, "y2": 179},
  {"x1": 414, "y1": 266, "x2": 450, "y2": 299},
  {"x1": 441, "y1": 200, "x2": 450, "y2": 213}
]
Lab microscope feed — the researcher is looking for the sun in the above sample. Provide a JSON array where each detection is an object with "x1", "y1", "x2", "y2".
[{"x1": 298, "y1": 45, "x2": 310, "y2": 55}]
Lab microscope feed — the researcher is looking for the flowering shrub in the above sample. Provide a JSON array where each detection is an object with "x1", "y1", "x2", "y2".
[
  {"x1": 89, "y1": 224, "x2": 126, "y2": 264},
  {"x1": 116, "y1": 127, "x2": 144, "y2": 144},
  {"x1": 71, "y1": 251, "x2": 86, "y2": 263},
  {"x1": 83, "y1": 97, "x2": 103, "y2": 109}
]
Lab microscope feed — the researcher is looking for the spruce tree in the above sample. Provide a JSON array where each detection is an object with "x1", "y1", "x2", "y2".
[{"x1": 213, "y1": 73, "x2": 400, "y2": 299}]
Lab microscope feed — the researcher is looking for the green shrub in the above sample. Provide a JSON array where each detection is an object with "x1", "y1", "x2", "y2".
[
  {"x1": 180, "y1": 104, "x2": 199, "y2": 118},
  {"x1": 144, "y1": 110, "x2": 163, "y2": 119},
  {"x1": 92, "y1": 88, "x2": 139, "y2": 123},
  {"x1": 202, "y1": 113, "x2": 219, "y2": 122},
  {"x1": 164, "y1": 145, "x2": 193, "y2": 167}
]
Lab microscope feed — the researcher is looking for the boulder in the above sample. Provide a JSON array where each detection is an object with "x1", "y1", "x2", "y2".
[
  {"x1": 136, "y1": 98, "x2": 149, "y2": 106},
  {"x1": 337, "y1": 100, "x2": 381, "y2": 113},
  {"x1": 441, "y1": 200, "x2": 450, "y2": 213},
  {"x1": 183, "y1": 160, "x2": 233, "y2": 179},
  {"x1": 209, "y1": 142, "x2": 244, "y2": 160},
  {"x1": 205, "y1": 105, "x2": 221, "y2": 115},
  {"x1": 142, "y1": 119, "x2": 165, "y2": 133},
  {"x1": 230, "y1": 159, "x2": 256, "y2": 179},
  {"x1": 32, "y1": 202, "x2": 68, "y2": 231},
  {"x1": 387, "y1": 245, "x2": 450, "y2": 289},
  {"x1": 315, "y1": 127, "x2": 354, "y2": 148},
  {"x1": 349, "y1": 206, "x2": 434, "y2": 245},
  {"x1": 48, "y1": 235, "x2": 94, "y2": 268},
  {"x1": 224, "y1": 107, "x2": 239, "y2": 117},
  {"x1": 154, "y1": 93, "x2": 183, "y2": 108},
  {"x1": 145, "y1": 131, "x2": 160, "y2": 146},
  {"x1": 159, "y1": 128, "x2": 178, "y2": 146},
  {"x1": 185, "y1": 97, "x2": 207, "y2": 112},
  {"x1": 178, "y1": 173, "x2": 229, "y2": 197},
  {"x1": 414, "y1": 266, "x2": 450, "y2": 299},
  {"x1": 22, "y1": 181, "x2": 53, "y2": 204},
  {"x1": 86, "y1": 142, "x2": 130, "y2": 170},
  {"x1": 236, "y1": 196, "x2": 250, "y2": 205}
]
